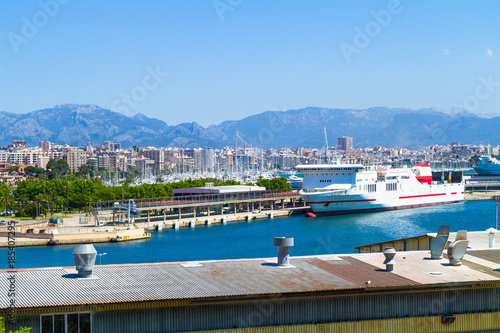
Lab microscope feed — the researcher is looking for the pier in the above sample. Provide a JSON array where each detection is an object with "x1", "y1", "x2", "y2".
[
  {"x1": 93, "y1": 189, "x2": 304, "y2": 225},
  {"x1": 0, "y1": 189, "x2": 306, "y2": 247},
  {"x1": 465, "y1": 177, "x2": 500, "y2": 193}
]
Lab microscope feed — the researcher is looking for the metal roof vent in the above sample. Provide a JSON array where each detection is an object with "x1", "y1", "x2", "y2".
[
  {"x1": 487, "y1": 228, "x2": 497, "y2": 249},
  {"x1": 273, "y1": 237, "x2": 294, "y2": 266},
  {"x1": 430, "y1": 225, "x2": 450, "y2": 259},
  {"x1": 383, "y1": 247, "x2": 396, "y2": 271},
  {"x1": 73, "y1": 244, "x2": 97, "y2": 278},
  {"x1": 447, "y1": 240, "x2": 469, "y2": 266}
]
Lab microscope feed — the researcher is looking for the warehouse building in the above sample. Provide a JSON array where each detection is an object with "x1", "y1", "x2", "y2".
[{"x1": 3, "y1": 242, "x2": 500, "y2": 332}]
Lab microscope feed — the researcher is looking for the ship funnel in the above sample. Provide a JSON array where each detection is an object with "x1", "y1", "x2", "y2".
[
  {"x1": 383, "y1": 248, "x2": 396, "y2": 271},
  {"x1": 73, "y1": 244, "x2": 97, "y2": 278},
  {"x1": 273, "y1": 237, "x2": 294, "y2": 266},
  {"x1": 430, "y1": 225, "x2": 449, "y2": 259}
]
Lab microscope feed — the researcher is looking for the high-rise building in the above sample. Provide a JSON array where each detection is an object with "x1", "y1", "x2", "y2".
[
  {"x1": 39, "y1": 141, "x2": 52, "y2": 151},
  {"x1": 202, "y1": 149, "x2": 215, "y2": 172},
  {"x1": 184, "y1": 149, "x2": 203, "y2": 172},
  {"x1": 141, "y1": 149, "x2": 165, "y2": 171},
  {"x1": 86, "y1": 142, "x2": 94, "y2": 152},
  {"x1": 8, "y1": 140, "x2": 27, "y2": 149},
  {"x1": 104, "y1": 141, "x2": 114, "y2": 151},
  {"x1": 338, "y1": 136, "x2": 353, "y2": 151},
  {"x1": 65, "y1": 148, "x2": 86, "y2": 173}
]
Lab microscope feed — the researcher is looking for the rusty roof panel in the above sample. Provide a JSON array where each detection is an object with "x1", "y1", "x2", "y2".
[
  {"x1": 308, "y1": 256, "x2": 419, "y2": 288},
  {"x1": 2, "y1": 250, "x2": 500, "y2": 311}
]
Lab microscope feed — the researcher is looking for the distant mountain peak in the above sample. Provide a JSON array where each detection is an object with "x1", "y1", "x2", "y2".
[{"x1": 0, "y1": 104, "x2": 499, "y2": 148}]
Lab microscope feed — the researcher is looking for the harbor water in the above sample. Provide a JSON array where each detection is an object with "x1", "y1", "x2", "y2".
[{"x1": 1, "y1": 200, "x2": 496, "y2": 269}]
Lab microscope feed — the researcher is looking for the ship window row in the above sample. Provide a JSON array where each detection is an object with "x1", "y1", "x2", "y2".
[
  {"x1": 313, "y1": 173, "x2": 353, "y2": 175},
  {"x1": 304, "y1": 168, "x2": 359, "y2": 172},
  {"x1": 319, "y1": 179, "x2": 332, "y2": 183},
  {"x1": 386, "y1": 183, "x2": 397, "y2": 191},
  {"x1": 363, "y1": 184, "x2": 376, "y2": 192}
]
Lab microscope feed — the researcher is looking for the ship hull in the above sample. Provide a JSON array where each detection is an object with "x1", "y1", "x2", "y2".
[
  {"x1": 474, "y1": 156, "x2": 500, "y2": 176},
  {"x1": 474, "y1": 168, "x2": 500, "y2": 176},
  {"x1": 300, "y1": 184, "x2": 464, "y2": 216},
  {"x1": 306, "y1": 200, "x2": 461, "y2": 216}
]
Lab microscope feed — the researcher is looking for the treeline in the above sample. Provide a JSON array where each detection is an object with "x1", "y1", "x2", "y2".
[{"x1": 0, "y1": 177, "x2": 290, "y2": 217}]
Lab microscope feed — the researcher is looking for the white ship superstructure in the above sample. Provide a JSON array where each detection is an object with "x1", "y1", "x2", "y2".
[{"x1": 297, "y1": 163, "x2": 464, "y2": 216}]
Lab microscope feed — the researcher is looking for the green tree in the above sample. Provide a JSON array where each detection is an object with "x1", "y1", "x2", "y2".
[
  {"x1": 256, "y1": 177, "x2": 291, "y2": 190},
  {"x1": 0, "y1": 184, "x2": 12, "y2": 213},
  {"x1": 55, "y1": 196, "x2": 65, "y2": 213},
  {"x1": 69, "y1": 193, "x2": 90, "y2": 210},
  {"x1": 22, "y1": 203, "x2": 47, "y2": 219},
  {"x1": 74, "y1": 164, "x2": 94, "y2": 179},
  {"x1": 46, "y1": 159, "x2": 70, "y2": 179},
  {"x1": 24, "y1": 166, "x2": 45, "y2": 179}
]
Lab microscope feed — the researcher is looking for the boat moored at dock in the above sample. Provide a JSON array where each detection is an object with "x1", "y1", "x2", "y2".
[
  {"x1": 297, "y1": 163, "x2": 464, "y2": 216},
  {"x1": 475, "y1": 156, "x2": 500, "y2": 176}
]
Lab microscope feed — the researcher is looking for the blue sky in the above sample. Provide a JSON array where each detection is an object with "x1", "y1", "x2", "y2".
[{"x1": 1, "y1": 0, "x2": 499, "y2": 126}]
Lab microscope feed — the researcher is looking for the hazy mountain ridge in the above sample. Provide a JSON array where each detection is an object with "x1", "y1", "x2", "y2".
[{"x1": 1, "y1": 104, "x2": 499, "y2": 149}]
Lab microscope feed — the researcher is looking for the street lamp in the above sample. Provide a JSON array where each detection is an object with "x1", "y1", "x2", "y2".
[
  {"x1": 98, "y1": 252, "x2": 107, "y2": 265},
  {"x1": 494, "y1": 195, "x2": 500, "y2": 230}
]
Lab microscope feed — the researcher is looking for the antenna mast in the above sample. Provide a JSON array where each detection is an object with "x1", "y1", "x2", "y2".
[{"x1": 323, "y1": 124, "x2": 329, "y2": 163}]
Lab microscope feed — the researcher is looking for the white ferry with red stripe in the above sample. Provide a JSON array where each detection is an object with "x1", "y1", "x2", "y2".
[{"x1": 296, "y1": 163, "x2": 464, "y2": 216}]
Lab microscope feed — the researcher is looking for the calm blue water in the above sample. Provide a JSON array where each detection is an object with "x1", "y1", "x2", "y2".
[{"x1": 1, "y1": 200, "x2": 496, "y2": 269}]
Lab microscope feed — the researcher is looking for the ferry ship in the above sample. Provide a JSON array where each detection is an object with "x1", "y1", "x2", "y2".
[
  {"x1": 474, "y1": 156, "x2": 500, "y2": 176},
  {"x1": 296, "y1": 163, "x2": 464, "y2": 216}
]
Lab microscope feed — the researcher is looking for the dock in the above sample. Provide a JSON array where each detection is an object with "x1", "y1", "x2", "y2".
[
  {"x1": 0, "y1": 225, "x2": 151, "y2": 247},
  {"x1": 93, "y1": 189, "x2": 304, "y2": 224},
  {"x1": 0, "y1": 205, "x2": 309, "y2": 247}
]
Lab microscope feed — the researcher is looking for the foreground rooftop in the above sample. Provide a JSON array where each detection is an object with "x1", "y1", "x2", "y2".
[{"x1": 2, "y1": 248, "x2": 500, "y2": 311}]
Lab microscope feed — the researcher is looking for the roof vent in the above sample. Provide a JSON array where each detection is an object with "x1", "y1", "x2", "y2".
[
  {"x1": 447, "y1": 240, "x2": 469, "y2": 266},
  {"x1": 273, "y1": 237, "x2": 294, "y2": 266},
  {"x1": 430, "y1": 225, "x2": 449, "y2": 259},
  {"x1": 73, "y1": 244, "x2": 97, "y2": 278},
  {"x1": 455, "y1": 230, "x2": 467, "y2": 241},
  {"x1": 487, "y1": 228, "x2": 497, "y2": 249},
  {"x1": 383, "y1": 247, "x2": 396, "y2": 271}
]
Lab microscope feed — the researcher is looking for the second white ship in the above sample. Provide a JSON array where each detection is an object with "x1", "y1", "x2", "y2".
[{"x1": 296, "y1": 163, "x2": 464, "y2": 216}]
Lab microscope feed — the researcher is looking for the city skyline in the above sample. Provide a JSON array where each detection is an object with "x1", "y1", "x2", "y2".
[{"x1": 1, "y1": 1, "x2": 499, "y2": 127}]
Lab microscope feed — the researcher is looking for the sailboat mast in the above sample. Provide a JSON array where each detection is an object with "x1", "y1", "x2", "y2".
[{"x1": 324, "y1": 124, "x2": 329, "y2": 163}]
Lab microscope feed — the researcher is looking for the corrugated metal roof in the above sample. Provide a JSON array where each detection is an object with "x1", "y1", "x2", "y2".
[
  {"x1": 2, "y1": 249, "x2": 500, "y2": 310},
  {"x1": 468, "y1": 248, "x2": 500, "y2": 264}
]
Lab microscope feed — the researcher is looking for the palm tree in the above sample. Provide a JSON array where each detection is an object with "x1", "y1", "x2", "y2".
[
  {"x1": 0, "y1": 185, "x2": 12, "y2": 215},
  {"x1": 50, "y1": 190, "x2": 59, "y2": 216}
]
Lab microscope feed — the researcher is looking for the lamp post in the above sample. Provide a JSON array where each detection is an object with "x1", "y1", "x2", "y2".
[
  {"x1": 494, "y1": 195, "x2": 500, "y2": 230},
  {"x1": 98, "y1": 252, "x2": 107, "y2": 265}
]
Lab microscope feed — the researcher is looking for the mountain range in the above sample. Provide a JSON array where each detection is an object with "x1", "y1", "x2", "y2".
[{"x1": 0, "y1": 104, "x2": 499, "y2": 149}]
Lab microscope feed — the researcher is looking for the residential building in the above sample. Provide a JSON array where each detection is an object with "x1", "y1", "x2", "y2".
[{"x1": 338, "y1": 136, "x2": 353, "y2": 151}]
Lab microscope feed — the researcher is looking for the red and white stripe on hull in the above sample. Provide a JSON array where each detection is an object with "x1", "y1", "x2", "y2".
[{"x1": 308, "y1": 200, "x2": 462, "y2": 216}]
